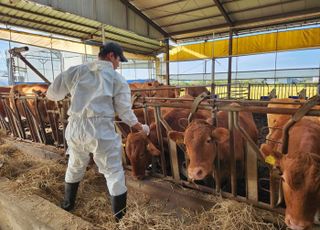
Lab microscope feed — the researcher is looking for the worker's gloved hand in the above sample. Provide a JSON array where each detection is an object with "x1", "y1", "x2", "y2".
[{"x1": 141, "y1": 124, "x2": 150, "y2": 136}]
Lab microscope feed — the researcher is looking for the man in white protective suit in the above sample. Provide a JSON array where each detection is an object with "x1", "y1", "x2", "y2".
[{"x1": 46, "y1": 42, "x2": 149, "y2": 222}]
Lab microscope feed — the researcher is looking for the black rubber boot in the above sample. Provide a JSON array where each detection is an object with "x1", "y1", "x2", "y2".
[
  {"x1": 61, "y1": 182, "x2": 80, "y2": 211},
  {"x1": 110, "y1": 191, "x2": 127, "y2": 222}
]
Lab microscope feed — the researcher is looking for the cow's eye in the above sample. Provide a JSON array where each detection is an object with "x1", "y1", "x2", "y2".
[{"x1": 206, "y1": 137, "x2": 212, "y2": 143}]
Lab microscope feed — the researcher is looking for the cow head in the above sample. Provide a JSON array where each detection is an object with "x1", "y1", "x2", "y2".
[
  {"x1": 261, "y1": 144, "x2": 320, "y2": 230},
  {"x1": 168, "y1": 119, "x2": 229, "y2": 181},
  {"x1": 125, "y1": 131, "x2": 160, "y2": 180}
]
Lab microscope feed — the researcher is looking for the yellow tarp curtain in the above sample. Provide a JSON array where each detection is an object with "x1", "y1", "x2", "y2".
[
  {"x1": 0, "y1": 28, "x2": 154, "y2": 60},
  {"x1": 170, "y1": 28, "x2": 320, "y2": 61}
]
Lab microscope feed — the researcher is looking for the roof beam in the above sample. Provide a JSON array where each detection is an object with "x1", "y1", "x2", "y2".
[
  {"x1": 212, "y1": 0, "x2": 233, "y2": 27},
  {"x1": 0, "y1": 12, "x2": 89, "y2": 37},
  {"x1": 152, "y1": 3, "x2": 216, "y2": 20},
  {"x1": 153, "y1": 0, "x2": 300, "y2": 21},
  {"x1": 140, "y1": 0, "x2": 187, "y2": 11},
  {"x1": 169, "y1": 7, "x2": 320, "y2": 36},
  {"x1": 161, "y1": 0, "x2": 301, "y2": 29},
  {"x1": 161, "y1": 0, "x2": 300, "y2": 28},
  {"x1": 0, "y1": 2, "x2": 96, "y2": 31},
  {"x1": 161, "y1": 14, "x2": 221, "y2": 28},
  {"x1": 119, "y1": 0, "x2": 170, "y2": 38},
  {"x1": 0, "y1": 14, "x2": 159, "y2": 51}
]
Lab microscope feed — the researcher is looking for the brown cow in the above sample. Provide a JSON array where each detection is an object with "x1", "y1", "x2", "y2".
[
  {"x1": 261, "y1": 117, "x2": 320, "y2": 230},
  {"x1": 9, "y1": 84, "x2": 54, "y2": 123},
  {"x1": 130, "y1": 81, "x2": 179, "y2": 99},
  {"x1": 125, "y1": 131, "x2": 160, "y2": 179},
  {"x1": 266, "y1": 98, "x2": 320, "y2": 151},
  {"x1": 168, "y1": 104, "x2": 258, "y2": 187},
  {"x1": 153, "y1": 85, "x2": 178, "y2": 98},
  {"x1": 129, "y1": 81, "x2": 161, "y2": 97},
  {"x1": 124, "y1": 105, "x2": 211, "y2": 180},
  {"x1": 185, "y1": 86, "x2": 210, "y2": 97}
]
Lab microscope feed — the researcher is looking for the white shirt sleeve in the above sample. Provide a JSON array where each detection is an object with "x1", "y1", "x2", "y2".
[
  {"x1": 113, "y1": 74, "x2": 138, "y2": 127},
  {"x1": 47, "y1": 71, "x2": 69, "y2": 101}
]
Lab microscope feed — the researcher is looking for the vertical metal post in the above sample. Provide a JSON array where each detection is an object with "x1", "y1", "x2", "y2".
[
  {"x1": 21, "y1": 99, "x2": 39, "y2": 143},
  {"x1": 165, "y1": 38, "x2": 170, "y2": 85},
  {"x1": 211, "y1": 33, "x2": 215, "y2": 95},
  {"x1": 154, "y1": 106, "x2": 167, "y2": 176},
  {"x1": 168, "y1": 139, "x2": 180, "y2": 181},
  {"x1": 3, "y1": 98, "x2": 18, "y2": 137},
  {"x1": 34, "y1": 97, "x2": 48, "y2": 144},
  {"x1": 246, "y1": 141, "x2": 258, "y2": 201},
  {"x1": 12, "y1": 97, "x2": 26, "y2": 139},
  {"x1": 8, "y1": 28, "x2": 14, "y2": 85},
  {"x1": 211, "y1": 58, "x2": 215, "y2": 95},
  {"x1": 228, "y1": 111, "x2": 237, "y2": 196},
  {"x1": 227, "y1": 30, "x2": 233, "y2": 99}
]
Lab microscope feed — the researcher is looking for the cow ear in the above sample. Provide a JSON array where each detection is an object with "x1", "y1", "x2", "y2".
[
  {"x1": 146, "y1": 142, "x2": 161, "y2": 156},
  {"x1": 212, "y1": 127, "x2": 229, "y2": 143},
  {"x1": 178, "y1": 118, "x2": 188, "y2": 130},
  {"x1": 260, "y1": 143, "x2": 283, "y2": 167},
  {"x1": 168, "y1": 131, "x2": 184, "y2": 144}
]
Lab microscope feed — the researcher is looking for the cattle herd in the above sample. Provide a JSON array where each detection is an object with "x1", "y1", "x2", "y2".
[{"x1": 0, "y1": 81, "x2": 319, "y2": 230}]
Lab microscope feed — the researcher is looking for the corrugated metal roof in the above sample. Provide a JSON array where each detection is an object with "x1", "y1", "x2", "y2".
[
  {"x1": 1, "y1": 0, "x2": 320, "y2": 47},
  {"x1": 0, "y1": 0, "x2": 163, "y2": 55},
  {"x1": 129, "y1": 0, "x2": 320, "y2": 41}
]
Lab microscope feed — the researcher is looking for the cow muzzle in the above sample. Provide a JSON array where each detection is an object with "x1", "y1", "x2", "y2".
[
  {"x1": 188, "y1": 166, "x2": 207, "y2": 181},
  {"x1": 285, "y1": 215, "x2": 313, "y2": 230}
]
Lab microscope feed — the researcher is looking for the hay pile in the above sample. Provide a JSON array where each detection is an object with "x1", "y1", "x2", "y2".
[{"x1": 0, "y1": 140, "x2": 285, "y2": 230}]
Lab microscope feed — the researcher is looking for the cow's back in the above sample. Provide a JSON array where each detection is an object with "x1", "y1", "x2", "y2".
[
  {"x1": 185, "y1": 86, "x2": 210, "y2": 97},
  {"x1": 9, "y1": 84, "x2": 51, "y2": 121},
  {"x1": 267, "y1": 98, "x2": 320, "y2": 150}
]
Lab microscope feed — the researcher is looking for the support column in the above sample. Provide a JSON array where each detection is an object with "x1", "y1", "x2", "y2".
[
  {"x1": 165, "y1": 38, "x2": 170, "y2": 85},
  {"x1": 211, "y1": 33, "x2": 215, "y2": 95},
  {"x1": 227, "y1": 30, "x2": 233, "y2": 99}
]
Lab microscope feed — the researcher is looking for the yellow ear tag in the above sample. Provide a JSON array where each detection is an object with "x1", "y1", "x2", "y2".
[{"x1": 265, "y1": 155, "x2": 276, "y2": 165}]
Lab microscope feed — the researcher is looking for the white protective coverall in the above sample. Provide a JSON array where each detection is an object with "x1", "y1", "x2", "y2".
[{"x1": 47, "y1": 60, "x2": 138, "y2": 196}]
